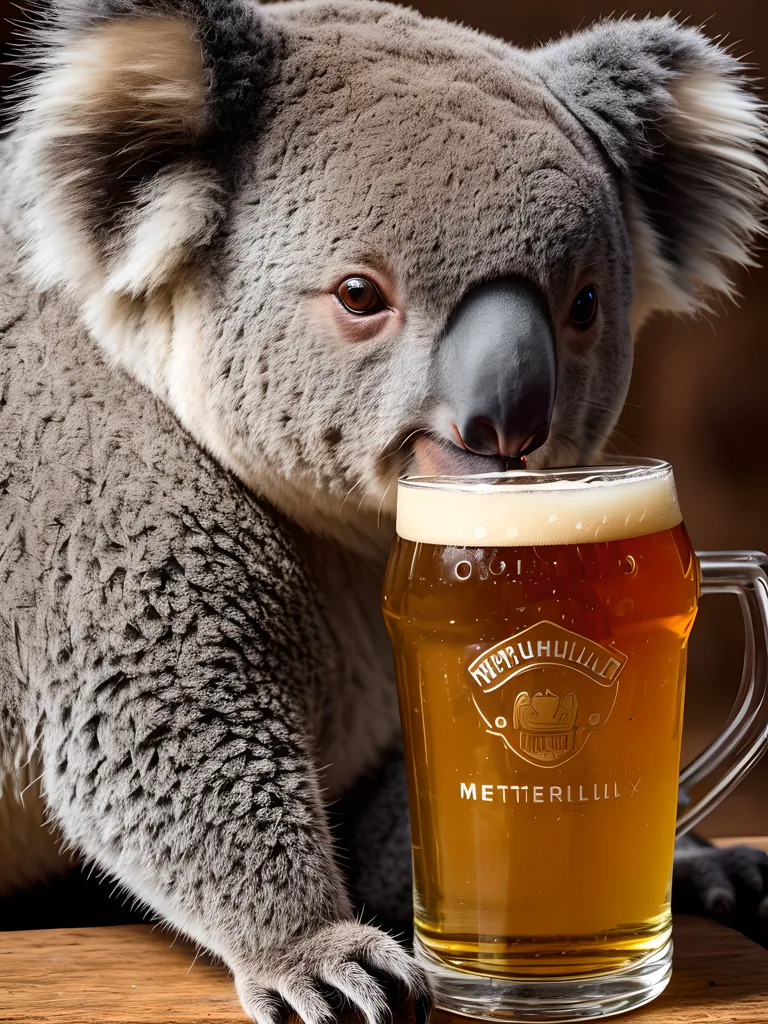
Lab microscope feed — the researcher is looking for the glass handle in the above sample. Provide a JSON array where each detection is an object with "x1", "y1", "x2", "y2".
[{"x1": 677, "y1": 551, "x2": 768, "y2": 836}]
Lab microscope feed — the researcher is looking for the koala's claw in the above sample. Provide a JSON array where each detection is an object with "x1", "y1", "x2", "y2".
[
  {"x1": 234, "y1": 922, "x2": 429, "y2": 1024},
  {"x1": 674, "y1": 839, "x2": 768, "y2": 922}
]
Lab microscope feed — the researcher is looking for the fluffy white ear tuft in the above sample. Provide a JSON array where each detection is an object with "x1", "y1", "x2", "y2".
[
  {"x1": 106, "y1": 163, "x2": 225, "y2": 297},
  {"x1": 627, "y1": 68, "x2": 768, "y2": 327},
  {"x1": 7, "y1": 0, "x2": 274, "y2": 398},
  {"x1": 658, "y1": 70, "x2": 766, "y2": 297},
  {"x1": 37, "y1": 18, "x2": 207, "y2": 142},
  {"x1": 13, "y1": 17, "x2": 212, "y2": 296}
]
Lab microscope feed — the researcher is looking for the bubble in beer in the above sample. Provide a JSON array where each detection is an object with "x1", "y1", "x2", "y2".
[
  {"x1": 549, "y1": 514, "x2": 558, "y2": 523},
  {"x1": 623, "y1": 555, "x2": 638, "y2": 577},
  {"x1": 613, "y1": 598, "x2": 634, "y2": 618},
  {"x1": 475, "y1": 525, "x2": 486, "y2": 540},
  {"x1": 506, "y1": 525, "x2": 519, "y2": 539},
  {"x1": 495, "y1": 717, "x2": 507, "y2": 729},
  {"x1": 455, "y1": 560, "x2": 472, "y2": 580},
  {"x1": 588, "y1": 713, "x2": 601, "y2": 726}
]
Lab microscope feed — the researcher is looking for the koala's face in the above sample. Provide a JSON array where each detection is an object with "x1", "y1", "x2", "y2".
[
  {"x1": 206, "y1": 17, "x2": 631, "y2": 532},
  {"x1": 13, "y1": 1, "x2": 766, "y2": 544}
]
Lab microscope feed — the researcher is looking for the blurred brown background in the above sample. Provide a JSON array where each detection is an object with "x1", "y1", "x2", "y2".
[{"x1": 1, "y1": 1, "x2": 767, "y2": 836}]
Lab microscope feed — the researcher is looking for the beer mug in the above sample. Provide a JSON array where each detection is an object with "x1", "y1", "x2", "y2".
[{"x1": 382, "y1": 460, "x2": 768, "y2": 1022}]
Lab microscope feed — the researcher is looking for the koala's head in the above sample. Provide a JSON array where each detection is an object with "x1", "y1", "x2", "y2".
[{"x1": 9, "y1": 0, "x2": 767, "y2": 548}]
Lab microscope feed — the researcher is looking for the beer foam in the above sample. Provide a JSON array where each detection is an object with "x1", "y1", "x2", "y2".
[{"x1": 396, "y1": 465, "x2": 682, "y2": 547}]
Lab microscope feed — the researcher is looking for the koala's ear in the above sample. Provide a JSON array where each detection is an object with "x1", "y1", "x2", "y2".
[
  {"x1": 529, "y1": 18, "x2": 768, "y2": 324},
  {"x1": 14, "y1": 1, "x2": 275, "y2": 297}
]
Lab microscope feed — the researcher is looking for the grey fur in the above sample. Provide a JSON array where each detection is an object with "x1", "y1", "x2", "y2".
[
  {"x1": 1, "y1": 2, "x2": 767, "y2": 1019},
  {"x1": 674, "y1": 833, "x2": 768, "y2": 919}
]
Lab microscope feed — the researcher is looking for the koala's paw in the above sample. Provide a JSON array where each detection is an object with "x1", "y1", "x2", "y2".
[
  {"x1": 234, "y1": 921, "x2": 429, "y2": 1024},
  {"x1": 673, "y1": 840, "x2": 768, "y2": 920}
]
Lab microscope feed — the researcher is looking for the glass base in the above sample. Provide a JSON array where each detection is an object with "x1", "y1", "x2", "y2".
[{"x1": 417, "y1": 935, "x2": 672, "y2": 1023}]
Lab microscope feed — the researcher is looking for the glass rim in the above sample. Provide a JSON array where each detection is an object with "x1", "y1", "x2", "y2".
[{"x1": 398, "y1": 456, "x2": 672, "y2": 492}]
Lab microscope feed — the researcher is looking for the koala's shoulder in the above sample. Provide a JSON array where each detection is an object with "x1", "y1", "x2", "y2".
[
  {"x1": 0, "y1": 225, "x2": 308, "y2": 624},
  {"x1": 77, "y1": 377, "x2": 308, "y2": 617}
]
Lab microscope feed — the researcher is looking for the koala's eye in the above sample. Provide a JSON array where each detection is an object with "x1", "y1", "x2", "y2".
[
  {"x1": 570, "y1": 285, "x2": 599, "y2": 329},
  {"x1": 336, "y1": 276, "x2": 387, "y2": 315}
]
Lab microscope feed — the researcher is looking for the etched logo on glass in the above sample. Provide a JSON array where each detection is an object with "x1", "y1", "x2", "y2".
[{"x1": 467, "y1": 621, "x2": 628, "y2": 767}]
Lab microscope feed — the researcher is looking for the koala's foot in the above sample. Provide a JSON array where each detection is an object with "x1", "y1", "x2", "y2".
[
  {"x1": 673, "y1": 835, "x2": 768, "y2": 922},
  {"x1": 234, "y1": 922, "x2": 429, "y2": 1024}
]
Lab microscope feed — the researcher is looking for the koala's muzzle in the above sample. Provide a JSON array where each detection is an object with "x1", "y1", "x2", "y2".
[{"x1": 438, "y1": 277, "x2": 556, "y2": 458}]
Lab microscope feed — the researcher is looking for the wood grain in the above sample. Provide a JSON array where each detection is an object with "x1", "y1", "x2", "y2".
[
  {"x1": 631, "y1": 917, "x2": 768, "y2": 1022},
  {"x1": 0, "y1": 924, "x2": 243, "y2": 1024},
  {"x1": 1, "y1": 913, "x2": 766, "y2": 1024}
]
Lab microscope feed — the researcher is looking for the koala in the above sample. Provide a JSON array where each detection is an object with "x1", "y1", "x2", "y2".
[{"x1": 2, "y1": 0, "x2": 768, "y2": 1018}]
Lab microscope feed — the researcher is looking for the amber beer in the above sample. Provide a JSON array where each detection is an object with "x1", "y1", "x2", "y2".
[{"x1": 383, "y1": 463, "x2": 701, "y2": 1020}]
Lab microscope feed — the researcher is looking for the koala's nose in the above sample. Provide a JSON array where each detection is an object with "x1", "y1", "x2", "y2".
[
  {"x1": 438, "y1": 276, "x2": 556, "y2": 458},
  {"x1": 456, "y1": 416, "x2": 545, "y2": 458}
]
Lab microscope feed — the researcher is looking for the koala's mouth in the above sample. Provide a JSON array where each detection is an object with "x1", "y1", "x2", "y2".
[
  {"x1": 386, "y1": 428, "x2": 584, "y2": 485},
  {"x1": 401, "y1": 432, "x2": 520, "y2": 477},
  {"x1": 367, "y1": 427, "x2": 583, "y2": 527}
]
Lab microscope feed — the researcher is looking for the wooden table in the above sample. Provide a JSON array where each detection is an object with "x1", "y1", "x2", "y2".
[
  {"x1": 0, "y1": 915, "x2": 766, "y2": 1024},
  {"x1": 1, "y1": 840, "x2": 767, "y2": 1024}
]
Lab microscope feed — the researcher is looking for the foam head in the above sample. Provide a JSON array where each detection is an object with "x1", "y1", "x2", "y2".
[{"x1": 396, "y1": 462, "x2": 682, "y2": 547}]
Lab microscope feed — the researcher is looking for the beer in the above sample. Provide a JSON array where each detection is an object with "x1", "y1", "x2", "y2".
[{"x1": 382, "y1": 465, "x2": 699, "y2": 1008}]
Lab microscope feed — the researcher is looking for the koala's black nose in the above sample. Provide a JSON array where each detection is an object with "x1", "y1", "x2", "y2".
[
  {"x1": 457, "y1": 415, "x2": 545, "y2": 458},
  {"x1": 438, "y1": 276, "x2": 556, "y2": 458}
]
